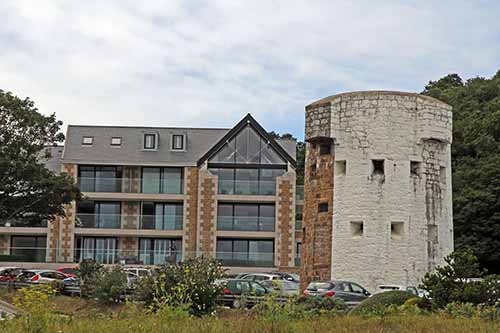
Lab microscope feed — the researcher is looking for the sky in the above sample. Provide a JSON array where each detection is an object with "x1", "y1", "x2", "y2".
[{"x1": 1, "y1": 1, "x2": 499, "y2": 139}]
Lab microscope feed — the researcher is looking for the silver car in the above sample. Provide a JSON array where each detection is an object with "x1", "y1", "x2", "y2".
[{"x1": 304, "y1": 280, "x2": 371, "y2": 304}]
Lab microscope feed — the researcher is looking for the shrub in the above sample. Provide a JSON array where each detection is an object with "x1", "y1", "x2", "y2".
[
  {"x1": 404, "y1": 297, "x2": 433, "y2": 311},
  {"x1": 295, "y1": 296, "x2": 349, "y2": 315},
  {"x1": 137, "y1": 256, "x2": 225, "y2": 316},
  {"x1": 443, "y1": 302, "x2": 477, "y2": 318},
  {"x1": 13, "y1": 285, "x2": 55, "y2": 333},
  {"x1": 350, "y1": 291, "x2": 415, "y2": 316},
  {"x1": 421, "y1": 249, "x2": 487, "y2": 308},
  {"x1": 79, "y1": 259, "x2": 104, "y2": 298},
  {"x1": 93, "y1": 266, "x2": 128, "y2": 304}
]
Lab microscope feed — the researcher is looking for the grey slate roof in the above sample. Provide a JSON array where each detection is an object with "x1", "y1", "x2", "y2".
[{"x1": 62, "y1": 125, "x2": 296, "y2": 166}]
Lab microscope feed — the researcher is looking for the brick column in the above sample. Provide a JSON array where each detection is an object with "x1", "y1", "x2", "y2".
[
  {"x1": 119, "y1": 237, "x2": 138, "y2": 259},
  {"x1": 46, "y1": 216, "x2": 60, "y2": 262},
  {"x1": 123, "y1": 166, "x2": 141, "y2": 193},
  {"x1": 59, "y1": 163, "x2": 77, "y2": 262},
  {"x1": 300, "y1": 142, "x2": 334, "y2": 291},
  {"x1": 183, "y1": 167, "x2": 199, "y2": 259},
  {"x1": 276, "y1": 168, "x2": 296, "y2": 270},
  {"x1": 197, "y1": 168, "x2": 217, "y2": 257},
  {"x1": 122, "y1": 202, "x2": 140, "y2": 229}
]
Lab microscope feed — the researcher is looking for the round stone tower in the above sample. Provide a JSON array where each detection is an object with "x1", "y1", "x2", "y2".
[{"x1": 301, "y1": 91, "x2": 453, "y2": 292}]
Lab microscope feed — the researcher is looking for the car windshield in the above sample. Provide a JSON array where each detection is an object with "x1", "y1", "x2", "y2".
[{"x1": 307, "y1": 282, "x2": 332, "y2": 290}]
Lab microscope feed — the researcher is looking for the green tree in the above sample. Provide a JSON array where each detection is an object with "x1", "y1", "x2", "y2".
[
  {"x1": 422, "y1": 71, "x2": 500, "y2": 273},
  {"x1": 0, "y1": 90, "x2": 80, "y2": 226}
]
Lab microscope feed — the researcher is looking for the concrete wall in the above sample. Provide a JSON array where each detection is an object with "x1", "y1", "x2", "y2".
[{"x1": 304, "y1": 91, "x2": 453, "y2": 292}]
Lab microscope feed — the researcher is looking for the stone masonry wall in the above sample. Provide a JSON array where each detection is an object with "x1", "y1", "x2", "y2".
[
  {"x1": 58, "y1": 163, "x2": 77, "y2": 262},
  {"x1": 122, "y1": 202, "x2": 140, "y2": 229},
  {"x1": 312, "y1": 91, "x2": 454, "y2": 292},
  {"x1": 197, "y1": 168, "x2": 217, "y2": 256},
  {"x1": 300, "y1": 142, "x2": 334, "y2": 291},
  {"x1": 276, "y1": 168, "x2": 296, "y2": 269},
  {"x1": 123, "y1": 166, "x2": 141, "y2": 193},
  {"x1": 119, "y1": 237, "x2": 138, "y2": 258},
  {"x1": 184, "y1": 167, "x2": 199, "y2": 259}
]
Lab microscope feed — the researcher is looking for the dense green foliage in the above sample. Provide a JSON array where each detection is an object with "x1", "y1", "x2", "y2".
[
  {"x1": 135, "y1": 256, "x2": 225, "y2": 316},
  {"x1": 350, "y1": 291, "x2": 415, "y2": 315},
  {"x1": 93, "y1": 266, "x2": 128, "y2": 304},
  {"x1": 0, "y1": 90, "x2": 81, "y2": 226},
  {"x1": 78, "y1": 260, "x2": 104, "y2": 298},
  {"x1": 421, "y1": 249, "x2": 500, "y2": 308},
  {"x1": 422, "y1": 72, "x2": 500, "y2": 273}
]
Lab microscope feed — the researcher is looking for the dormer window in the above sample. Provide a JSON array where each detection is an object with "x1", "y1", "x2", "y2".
[
  {"x1": 144, "y1": 134, "x2": 156, "y2": 150},
  {"x1": 111, "y1": 137, "x2": 121, "y2": 146},
  {"x1": 82, "y1": 136, "x2": 93, "y2": 146},
  {"x1": 172, "y1": 134, "x2": 184, "y2": 151}
]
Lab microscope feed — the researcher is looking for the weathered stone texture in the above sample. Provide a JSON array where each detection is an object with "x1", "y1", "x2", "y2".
[
  {"x1": 197, "y1": 168, "x2": 217, "y2": 256},
  {"x1": 119, "y1": 237, "x2": 138, "y2": 258},
  {"x1": 304, "y1": 91, "x2": 453, "y2": 292},
  {"x1": 276, "y1": 169, "x2": 296, "y2": 269},
  {"x1": 184, "y1": 167, "x2": 199, "y2": 258},
  {"x1": 58, "y1": 163, "x2": 77, "y2": 262},
  {"x1": 123, "y1": 166, "x2": 141, "y2": 193},
  {"x1": 300, "y1": 143, "x2": 334, "y2": 291},
  {"x1": 122, "y1": 202, "x2": 140, "y2": 229}
]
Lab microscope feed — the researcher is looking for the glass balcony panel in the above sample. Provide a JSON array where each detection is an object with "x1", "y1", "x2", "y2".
[
  {"x1": 215, "y1": 251, "x2": 274, "y2": 267},
  {"x1": 78, "y1": 177, "x2": 122, "y2": 192},
  {"x1": 140, "y1": 215, "x2": 183, "y2": 230},
  {"x1": 75, "y1": 214, "x2": 121, "y2": 229}
]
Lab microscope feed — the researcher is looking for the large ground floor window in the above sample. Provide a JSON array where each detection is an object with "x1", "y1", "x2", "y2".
[
  {"x1": 139, "y1": 238, "x2": 182, "y2": 265},
  {"x1": 10, "y1": 236, "x2": 46, "y2": 262},
  {"x1": 75, "y1": 237, "x2": 117, "y2": 264},
  {"x1": 216, "y1": 238, "x2": 274, "y2": 267}
]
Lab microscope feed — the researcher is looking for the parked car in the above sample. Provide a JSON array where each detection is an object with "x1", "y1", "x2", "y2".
[
  {"x1": 259, "y1": 279, "x2": 299, "y2": 296},
  {"x1": 0, "y1": 267, "x2": 24, "y2": 281},
  {"x1": 242, "y1": 273, "x2": 300, "y2": 295},
  {"x1": 375, "y1": 285, "x2": 419, "y2": 296},
  {"x1": 218, "y1": 279, "x2": 270, "y2": 308},
  {"x1": 57, "y1": 266, "x2": 79, "y2": 278},
  {"x1": 304, "y1": 280, "x2": 371, "y2": 304},
  {"x1": 17, "y1": 270, "x2": 76, "y2": 285}
]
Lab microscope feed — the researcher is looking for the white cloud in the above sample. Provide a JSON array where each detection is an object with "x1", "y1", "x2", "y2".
[{"x1": 0, "y1": 0, "x2": 499, "y2": 138}]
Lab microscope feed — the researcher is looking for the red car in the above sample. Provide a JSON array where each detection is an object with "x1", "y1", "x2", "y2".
[{"x1": 57, "y1": 266, "x2": 79, "y2": 278}]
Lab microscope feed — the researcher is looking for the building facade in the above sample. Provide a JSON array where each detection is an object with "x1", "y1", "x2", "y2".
[
  {"x1": 301, "y1": 91, "x2": 453, "y2": 291},
  {"x1": 0, "y1": 114, "x2": 301, "y2": 273}
]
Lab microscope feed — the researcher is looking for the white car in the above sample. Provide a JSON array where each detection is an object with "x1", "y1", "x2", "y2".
[
  {"x1": 376, "y1": 285, "x2": 419, "y2": 296},
  {"x1": 17, "y1": 270, "x2": 76, "y2": 284}
]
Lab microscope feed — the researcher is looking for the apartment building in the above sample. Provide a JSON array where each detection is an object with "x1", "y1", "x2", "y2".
[{"x1": 0, "y1": 114, "x2": 302, "y2": 273}]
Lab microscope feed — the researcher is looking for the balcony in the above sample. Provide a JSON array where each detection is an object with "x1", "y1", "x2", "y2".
[
  {"x1": 75, "y1": 214, "x2": 121, "y2": 229},
  {"x1": 77, "y1": 177, "x2": 183, "y2": 195},
  {"x1": 218, "y1": 180, "x2": 277, "y2": 196},
  {"x1": 0, "y1": 219, "x2": 48, "y2": 228},
  {"x1": 75, "y1": 214, "x2": 184, "y2": 230},
  {"x1": 216, "y1": 251, "x2": 274, "y2": 267},
  {"x1": 140, "y1": 215, "x2": 183, "y2": 230},
  {"x1": 217, "y1": 216, "x2": 275, "y2": 232},
  {"x1": 3, "y1": 247, "x2": 46, "y2": 263},
  {"x1": 139, "y1": 250, "x2": 182, "y2": 265}
]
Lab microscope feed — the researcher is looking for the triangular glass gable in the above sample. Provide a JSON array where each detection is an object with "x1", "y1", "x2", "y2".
[{"x1": 209, "y1": 125, "x2": 286, "y2": 165}]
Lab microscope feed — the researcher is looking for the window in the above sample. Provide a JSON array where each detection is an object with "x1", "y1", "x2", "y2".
[
  {"x1": 216, "y1": 239, "x2": 274, "y2": 267},
  {"x1": 217, "y1": 203, "x2": 275, "y2": 231},
  {"x1": 351, "y1": 221, "x2": 364, "y2": 238},
  {"x1": 111, "y1": 137, "x2": 121, "y2": 146},
  {"x1": 209, "y1": 167, "x2": 285, "y2": 196},
  {"x1": 391, "y1": 221, "x2": 404, "y2": 240},
  {"x1": 141, "y1": 167, "x2": 183, "y2": 194},
  {"x1": 350, "y1": 283, "x2": 365, "y2": 294},
  {"x1": 372, "y1": 159, "x2": 384, "y2": 175},
  {"x1": 82, "y1": 136, "x2": 93, "y2": 145},
  {"x1": 208, "y1": 125, "x2": 286, "y2": 165},
  {"x1": 75, "y1": 237, "x2": 117, "y2": 264},
  {"x1": 139, "y1": 238, "x2": 182, "y2": 265},
  {"x1": 172, "y1": 134, "x2": 184, "y2": 150},
  {"x1": 410, "y1": 161, "x2": 420, "y2": 176},
  {"x1": 78, "y1": 165, "x2": 122, "y2": 192},
  {"x1": 318, "y1": 202, "x2": 328, "y2": 213},
  {"x1": 335, "y1": 160, "x2": 346, "y2": 175},
  {"x1": 10, "y1": 236, "x2": 47, "y2": 262},
  {"x1": 144, "y1": 134, "x2": 156, "y2": 150},
  {"x1": 141, "y1": 202, "x2": 183, "y2": 230},
  {"x1": 75, "y1": 201, "x2": 121, "y2": 229},
  {"x1": 319, "y1": 143, "x2": 331, "y2": 155}
]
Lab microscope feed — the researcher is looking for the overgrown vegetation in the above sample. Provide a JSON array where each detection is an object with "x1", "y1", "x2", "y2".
[
  {"x1": 422, "y1": 71, "x2": 500, "y2": 274},
  {"x1": 135, "y1": 256, "x2": 225, "y2": 316},
  {"x1": 350, "y1": 291, "x2": 415, "y2": 316},
  {"x1": 421, "y1": 249, "x2": 500, "y2": 308}
]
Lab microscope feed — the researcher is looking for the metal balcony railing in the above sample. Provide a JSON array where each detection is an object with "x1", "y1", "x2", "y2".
[
  {"x1": 217, "y1": 180, "x2": 277, "y2": 196},
  {"x1": 75, "y1": 214, "x2": 184, "y2": 230},
  {"x1": 215, "y1": 251, "x2": 275, "y2": 267},
  {"x1": 217, "y1": 216, "x2": 275, "y2": 232}
]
